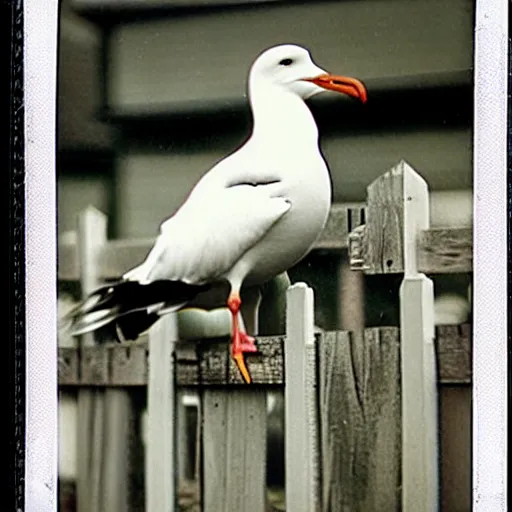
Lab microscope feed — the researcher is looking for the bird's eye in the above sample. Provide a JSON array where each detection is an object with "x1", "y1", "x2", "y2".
[{"x1": 279, "y1": 58, "x2": 294, "y2": 66}]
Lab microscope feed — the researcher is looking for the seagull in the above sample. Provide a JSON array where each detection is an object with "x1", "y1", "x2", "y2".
[{"x1": 66, "y1": 44, "x2": 367, "y2": 383}]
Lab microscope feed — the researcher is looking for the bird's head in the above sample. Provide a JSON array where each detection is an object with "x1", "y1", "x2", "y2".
[{"x1": 249, "y1": 44, "x2": 367, "y2": 103}]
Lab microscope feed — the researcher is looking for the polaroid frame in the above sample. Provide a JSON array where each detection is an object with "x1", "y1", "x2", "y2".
[{"x1": 19, "y1": 0, "x2": 508, "y2": 509}]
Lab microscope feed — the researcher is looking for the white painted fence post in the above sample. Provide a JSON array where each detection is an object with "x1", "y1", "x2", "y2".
[
  {"x1": 285, "y1": 283, "x2": 319, "y2": 511},
  {"x1": 146, "y1": 313, "x2": 178, "y2": 512},
  {"x1": 399, "y1": 163, "x2": 439, "y2": 511},
  {"x1": 76, "y1": 206, "x2": 133, "y2": 512},
  {"x1": 76, "y1": 207, "x2": 107, "y2": 512}
]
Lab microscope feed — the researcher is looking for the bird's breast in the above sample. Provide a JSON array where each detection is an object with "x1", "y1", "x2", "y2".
[{"x1": 242, "y1": 156, "x2": 332, "y2": 284}]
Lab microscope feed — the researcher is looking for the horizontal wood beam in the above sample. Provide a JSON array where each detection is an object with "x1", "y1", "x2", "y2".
[
  {"x1": 58, "y1": 324, "x2": 471, "y2": 387},
  {"x1": 348, "y1": 225, "x2": 472, "y2": 275},
  {"x1": 417, "y1": 227, "x2": 472, "y2": 274}
]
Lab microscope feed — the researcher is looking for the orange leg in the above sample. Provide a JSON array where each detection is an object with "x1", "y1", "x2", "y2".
[{"x1": 227, "y1": 292, "x2": 258, "y2": 383}]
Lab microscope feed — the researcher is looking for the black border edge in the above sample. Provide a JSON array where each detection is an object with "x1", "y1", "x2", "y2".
[
  {"x1": 507, "y1": 19, "x2": 511, "y2": 512},
  {"x1": 6, "y1": 0, "x2": 26, "y2": 509}
]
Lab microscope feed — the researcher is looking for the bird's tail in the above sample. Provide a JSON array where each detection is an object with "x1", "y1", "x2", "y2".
[{"x1": 62, "y1": 279, "x2": 210, "y2": 342}]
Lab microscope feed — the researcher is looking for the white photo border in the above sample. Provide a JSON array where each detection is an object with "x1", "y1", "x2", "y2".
[
  {"x1": 24, "y1": 0, "x2": 58, "y2": 509},
  {"x1": 472, "y1": 0, "x2": 508, "y2": 510}
]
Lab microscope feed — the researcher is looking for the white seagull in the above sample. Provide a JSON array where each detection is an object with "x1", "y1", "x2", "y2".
[{"x1": 67, "y1": 44, "x2": 367, "y2": 383}]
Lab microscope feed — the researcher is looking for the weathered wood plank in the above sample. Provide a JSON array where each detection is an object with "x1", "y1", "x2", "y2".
[
  {"x1": 177, "y1": 336, "x2": 284, "y2": 386},
  {"x1": 57, "y1": 326, "x2": 472, "y2": 387},
  {"x1": 285, "y1": 283, "x2": 320, "y2": 512},
  {"x1": 418, "y1": 227, "x2": 472, "y2": 274},
  {"x1": 345, "y1": 160, "x2": 472, "y2": 275},
  {"x1": 201, "y1": 283, "x2": 268, "y2": 512},
  {"x1": 202, "y1": 390, "x2": 267, "y2": 512},
  {"x1": 146, "y1": 313, "x2": 178, "y2": 512},
  {"x1": 110, "y1": 342, "x2": 148, "y2": 386},
  {"x1": 435, "y1": 324, "x2": 472, "y2": 383},
  {"x1": 350, "y1": 225, "x2": 472, "y2": 273},
  {"x1": 59, "y1": 347, "x2": 80, "y2": 385},
  {"x1": 365, "y1": 161, "x2": 406, "y2": 274},
  {"x1": 319, "y1": 328, "x2": 401, "y2": 512},
  {"x1": 399, "y1": 163, "x2": 438, "y2": 512}
]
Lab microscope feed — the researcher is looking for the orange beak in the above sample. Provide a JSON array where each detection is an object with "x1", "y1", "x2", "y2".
[{"x1": 304, "y1": 74, "x2": 367, "y2": 103}]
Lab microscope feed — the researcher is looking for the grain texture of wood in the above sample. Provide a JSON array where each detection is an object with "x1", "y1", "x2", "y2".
[
  {"x1": 202, "y1": 390, "x2": 267, "y2": 512},
  {"x1": 365, "y1": 161, "x2": 407, "y2": 274},
  {"x1": 285, "y1": 283, "x2": 320, "y2": 512},
  {"x1": 146, "y1": 313, "x2": 178, "y2": 512},
  {"x1": 347, "y1": 160, "x2": 472, "y2": 275},
  {"x1": 201, "y1": 294, "x2": 267, "y2": 512},
  {"x1": 399, "y1": 164, "x2": 438, "y2": 512},
  {"x1": 348, "y1": 225, "x2": 472, "y2": 274},
  {"x1": 176, "y1": 336, "x2": 284, "y2": 386},
  {"x1": 319, "y1": 328, "x2": 401, "y2": 512},
  {"x1": 417, "y1": 227, "x2": 472, "y2": 274},
  {"x1": 57, "y1": 326, "x2": 472, "y2": 387}
]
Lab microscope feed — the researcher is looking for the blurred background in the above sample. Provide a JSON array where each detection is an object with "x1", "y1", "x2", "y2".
[{"x1": 57, "y1": 0, "x2": 474, "y2": 509}]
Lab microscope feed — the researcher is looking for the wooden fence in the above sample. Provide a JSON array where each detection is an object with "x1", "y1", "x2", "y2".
[{"x1": 57, "y1": 160, "x2": 472, "y2": 511}]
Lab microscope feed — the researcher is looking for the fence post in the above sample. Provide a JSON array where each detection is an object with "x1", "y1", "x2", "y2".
[
  {"x1": 146, "y1": 312, "x2": 178, "y2": 511},
  {"x1": 285, "y1": 283, "x2": 320, "y2": 511},
  {"x1": 76, "y1": 207, "x2": 107, "y2": 512},
  {"x1": 398, "y1": 163, "x2": 438, "y2": 511},
  {"x1": 202, "y1": 289, "x2": 267, "y2": 512},
  {"x1": 76, "y1": 206, "x2": 133, "y2": 512}
]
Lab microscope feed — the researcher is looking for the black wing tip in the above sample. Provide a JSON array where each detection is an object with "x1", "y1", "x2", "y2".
[{"x1": 63, "y1": 278, "x2": 211, "y2": 340}]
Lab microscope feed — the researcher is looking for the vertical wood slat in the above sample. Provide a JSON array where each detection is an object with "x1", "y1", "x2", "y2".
[
  {"x1": 76, "y1": 207, "x2": 107, "y2": 512},
  {"x1": 101, "y1": 391, "x2": 133, "y2": 510},
  {"x1": 319, "y1": 328, "x2": 401, "y2": 512},
  {"x1": 285, "y1": 283, "x2": 320, "y2": 512},
  {"x1": 202, "y1": 290, "x2": 267, "y2": 512},
  {"x1": 146, "y1": 313, "x2": 178, "y2": 512},
  {"x1": 202, "y1": 390, "x2": 267, "y2": 512},
  {"x1": 399, "y1": 164, "x2": 438, "y2": 511},
  {"x1": 76, "y1": 206, "x2": 133, "y2": 512},
  {"x1": 439, "y1": 387, "x2": 472, "y2": 512}
]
